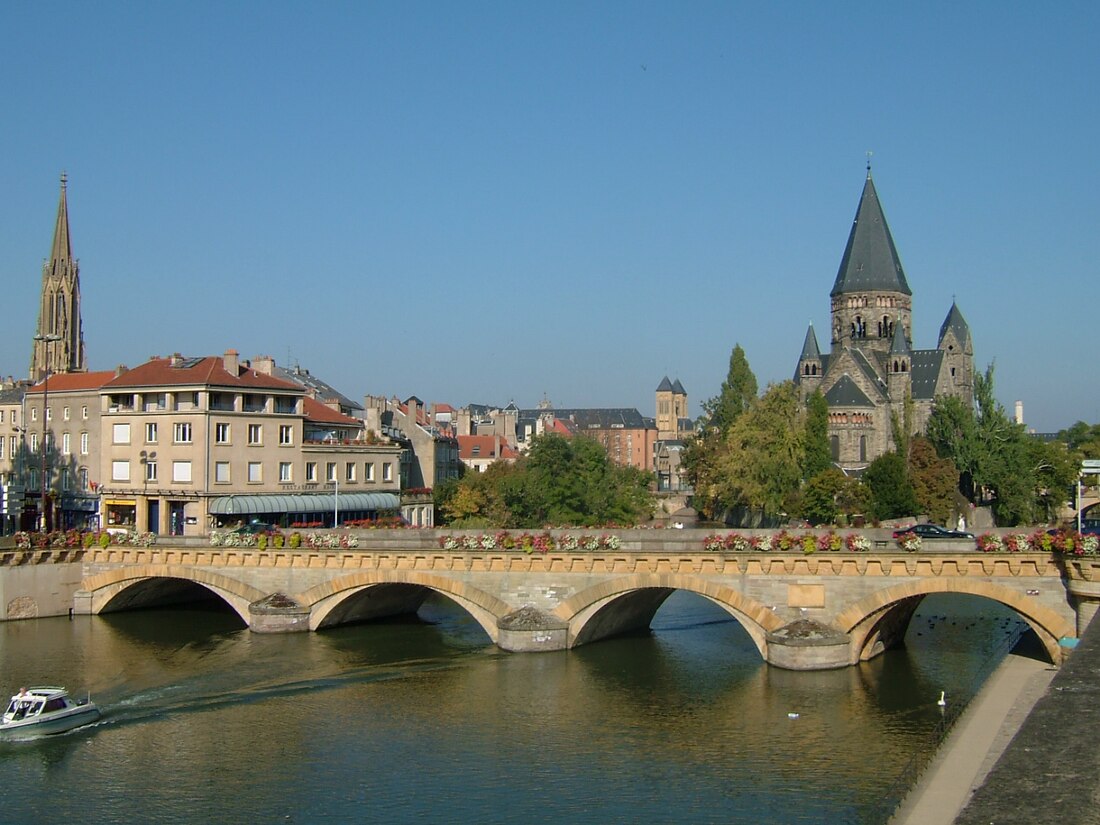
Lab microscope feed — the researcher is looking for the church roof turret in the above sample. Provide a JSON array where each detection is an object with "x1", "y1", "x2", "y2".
[
  {"x1": 830, "y1": 173, "x2": 912, "y2": 298},
  {"x1": 889, "y1": 318, "x2": 911, "y2": 355},
  {"x1": 938, "y1": 301, "x2": 972, "y2": 348},
  {"x1": 799, "y1": 324, "x2": 821, "y2": 360},
  {"x1": 671, "y1": 378, "x2": 686, "y2": 395},
  {"x1": 656, "y1": 376, "x2": 673, "y2": 392}
]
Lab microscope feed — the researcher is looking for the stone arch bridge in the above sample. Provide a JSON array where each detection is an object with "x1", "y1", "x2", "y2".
[{"x1": 62, "y1": 531, "x2": 1100, "y2": 670}]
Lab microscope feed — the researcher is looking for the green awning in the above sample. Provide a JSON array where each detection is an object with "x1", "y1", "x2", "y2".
[{"x1": 208, "y1": 492, "x2": 400, "y2": 516}]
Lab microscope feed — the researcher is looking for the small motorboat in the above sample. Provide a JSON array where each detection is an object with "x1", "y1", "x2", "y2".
[{"x1": 0, "y1": 686, "x2": 101, "y2": 737}]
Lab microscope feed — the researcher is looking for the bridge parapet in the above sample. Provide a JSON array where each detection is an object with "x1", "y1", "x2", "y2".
[{"x1": 2, "y1": 535, "x2": 1083, "y2": 670}]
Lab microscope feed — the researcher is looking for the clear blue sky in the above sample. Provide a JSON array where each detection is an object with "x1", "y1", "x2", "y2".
[{"x1": 2, "y1": 2, "x2": 1097, "y2": 433}]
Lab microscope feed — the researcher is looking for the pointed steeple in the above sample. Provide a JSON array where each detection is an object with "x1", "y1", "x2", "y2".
[
  {"x1": 50, "y1": 172, "x2": 73, "y2": 268},
  {"x1": 830, "y1": 173, "x2": 912, "y2": 298},
  {"x1": 800, "y1": 324, "x2": 821, "y2": 360},
  {"x1": 938, "y1": 301, "x2": 971, "y2": 349},
  {"x1": 889, "y1": 318, "x2": 911, "y2": 355},
  {"x1": 30, "y1": 173, "x2": 86, "y2": 380}
]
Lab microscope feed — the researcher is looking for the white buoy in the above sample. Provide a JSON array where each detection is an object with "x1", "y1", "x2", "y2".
[{"x1": 937, "y1": 691, "x2": 946, "y2": 707}]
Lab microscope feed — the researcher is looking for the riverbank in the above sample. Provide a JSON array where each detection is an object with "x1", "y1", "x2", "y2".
[{"x1": 889, "y1": 639, "x2": 1057, "y2": 825}]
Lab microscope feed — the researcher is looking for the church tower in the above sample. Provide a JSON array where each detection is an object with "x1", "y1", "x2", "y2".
[
  {"x1": 829, "y1": 169, "x2": 912, "y2": 356},
  {"x1": 655, "y1": 376, "x2": 688, "y2": 440},
  {"x1": 30, "y1": 174, "x2": 86, "y2": 381}
]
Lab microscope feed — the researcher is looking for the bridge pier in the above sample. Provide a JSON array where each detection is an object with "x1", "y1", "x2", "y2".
[
  {"x1": 249, "y1": 593, "x2": 310, "y2": 633},
  {"x1": 765, "y1": 620, "x2": 850, "y2": 670},
  {"x1": 497, "y1": 607, "x2": 568, "y2": 652},
  {"x1": 1062, "y1": 559, "x2": 1100, "y2": 637}
]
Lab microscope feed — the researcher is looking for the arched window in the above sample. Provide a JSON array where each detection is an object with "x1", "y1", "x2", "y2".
[
  {"x1": 859, "y1": 436, "x2": 867, "y2": 463},
  {"x1": 830, "y1": 435, "x2": 840, "y2": 462}
]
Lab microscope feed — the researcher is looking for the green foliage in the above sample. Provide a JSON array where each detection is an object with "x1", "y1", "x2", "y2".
[
  {"x1": 712, "y1": 382, "x2": 806, "y2": 520},
  {"x1": 439, "y1": 434, "x2": 654, "y2": 528},
  {"x1": 863, "y1": 451, "x2": 918, "y2": 521},
  {"x1": 1058, "y1": 421, "x2": 1100, "y2": 459},
  {"x1": 703, "y1": 344, "x2": 758, "y2": 434},
  {"x1": 801, "y1": 468, "x2": 847, "y2": 525},
  {"x1": 927, "y1": 364, "x2": 1078, "y2": 526},
  {"x1": 803, "y1": 390, "x2": 832, "y2": 480}
]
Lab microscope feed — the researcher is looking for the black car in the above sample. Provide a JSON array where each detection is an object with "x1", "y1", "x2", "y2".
[{"x1": 892, "y1": 523, "x2": 975, "y2": 540}]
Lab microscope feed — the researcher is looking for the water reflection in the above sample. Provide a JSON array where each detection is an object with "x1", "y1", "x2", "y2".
[{"x1": 0, "y1": 589, "x2": 1031, "y2": 824}]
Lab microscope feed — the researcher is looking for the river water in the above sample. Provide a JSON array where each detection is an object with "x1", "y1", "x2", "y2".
[{"x1": 0, "y1": 591, "x2": 1027, "y2": 824}]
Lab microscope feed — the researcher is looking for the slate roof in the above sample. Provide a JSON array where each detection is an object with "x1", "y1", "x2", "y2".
[
  {"x1": 656, "y1": 376, "x2": 674, "y2": 392},
  {"x1": 910, "y1": 350, "x2": 945, "y2": 400},
  {"x1": 847, "y1": 348, "x2": 887, "y2": 401},
  {"x1": 671, "y1": 379, "x2": 686, "y2": 395},
  {"x1": 272, "y1": 364, "x2": 362, "y2": 414},
  {"x1": 800, "y1": 325, "x2": 821, "y2": 360},
  {"x1": 830, "y1": 174, "x2": 912, "y2": 298},
  {"x1": 938, "y1": 301, "x2": 972, "y2": 348},
  {"x1": 889, "y1": 321, "x2": 911, "y2": 355},
  {"x1": 518, "y1": 407, "x2": 651, "y2": 432},
  {"x1": 824, "y1": 374, "x2": 874, "y2": 408}
]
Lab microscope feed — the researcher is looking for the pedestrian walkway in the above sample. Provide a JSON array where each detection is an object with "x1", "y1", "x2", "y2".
[
  {"x1": 889, "y1": 651, "x2": 1055, "y2": 825},
  {"x1": 955, "y1": 621, "x2": 1100, "y2": 825}
]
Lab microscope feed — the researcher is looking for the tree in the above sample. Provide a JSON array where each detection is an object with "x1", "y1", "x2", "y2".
[
  {"x1": 863, "y1": 451, "x2": 918, "y2": 521},
  {"x1": 801, "y1": 468, "x2": 847, "y2": 525},
  {"x1": 927, "y1": 393, "x2": 981, "y2": 502},
  {"x1": 704, "y1": 344, "x2": 758, "y2": 434},
  {"x1": 442, "y1": 434, "x2": 655, "y2": 528},
  {"x1": 927, "y1": 364, "x2": 1071, "y2": 526},
  {"x1": 908, "y1": 437, "x2": 959, "y2": 525},
  {"x1": 803, "y1": 389, "x2": 832, "y2": 480},
  {"x1": 711, "y1": 381, "x2": 805, "y2": 521}
]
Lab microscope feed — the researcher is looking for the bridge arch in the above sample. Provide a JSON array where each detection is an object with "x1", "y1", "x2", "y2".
[
  {"x1": 80, "y1": 565, "x2": 265, "y2": 625},
  {"x1": 553, "y1": 574, "x2": 784, "y2": 655},
  {"x1": 836, "y1": 579, "x2": 1074, "y2": 665},
  {"x1": 297, "y1": 571, "x2": 511, "y2": 642}
]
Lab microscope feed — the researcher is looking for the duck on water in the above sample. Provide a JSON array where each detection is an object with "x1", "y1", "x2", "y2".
[{"x1": 0, "y1": 687, "x2": 101, "y2": 737}]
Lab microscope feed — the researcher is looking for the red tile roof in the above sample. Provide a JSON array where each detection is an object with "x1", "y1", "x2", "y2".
[
  {"x1": 102, "y1": 356, "x2": 301, "y2": 391},
  {"x1": 27, "y1": 370, "x2": 118, "y2": 393},
  {"x1": 458, "y1": 434, "x2": 520, "y2": 461},
  {"x1": 303, "y1": 395, "x2": 361, "y2": 426}
]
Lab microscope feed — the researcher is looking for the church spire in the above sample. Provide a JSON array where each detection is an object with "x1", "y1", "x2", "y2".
[
  {"x1": 830, "y1": 173, "x2": 912, "y2": 298},
  {"x1": 30, "y1": 173, "x2": 86, "y2": 380}
]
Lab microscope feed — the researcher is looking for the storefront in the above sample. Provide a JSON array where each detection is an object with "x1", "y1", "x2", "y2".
[{"x1": 104, "y1": 498, "x2": 136, "y2": 532}]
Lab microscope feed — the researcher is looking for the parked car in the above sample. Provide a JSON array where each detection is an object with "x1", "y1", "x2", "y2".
[{"x1": 892, "y1": 523, "x2": 975, "y2": 540}]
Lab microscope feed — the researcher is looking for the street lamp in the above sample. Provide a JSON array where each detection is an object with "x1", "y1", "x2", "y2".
[{"x1": 34, "y1": 333, "x2": 61, "y2": 531}]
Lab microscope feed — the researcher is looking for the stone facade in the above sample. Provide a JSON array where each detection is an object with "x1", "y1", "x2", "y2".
[{"x1": 795, "y1": 172, "x2": 975, "y2": 472}]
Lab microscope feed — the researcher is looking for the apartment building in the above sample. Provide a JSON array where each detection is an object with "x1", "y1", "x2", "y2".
[{"x1": 98, "y1": 351, "x2": 403, "y2": 535}]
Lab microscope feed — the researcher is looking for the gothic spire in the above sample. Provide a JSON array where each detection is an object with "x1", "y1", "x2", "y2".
[
  {"x1": 830, "y1": 173, "x2": 912, "y2": 298},
  {"x1": 30, "y1": 173, "x2": 86, "y2": 380},
  {"x1": 49, "y1": 172, "x2": 73, "y2": 268}
]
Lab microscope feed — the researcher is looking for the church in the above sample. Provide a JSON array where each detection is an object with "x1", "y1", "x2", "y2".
[{"x1": 794, "y1": 171, "x2": 974, "y2": 473}]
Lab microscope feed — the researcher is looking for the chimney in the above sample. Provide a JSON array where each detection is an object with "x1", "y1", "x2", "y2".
[
  {"x1": 223, "y1": 349, "x2": 240, "y2": 375},
  {"x1": 252, "y1": 355, "x2": 275, "y2": 375},
  {"x1": 1015, "y1": 400, "x2": 1024, "y2": 425}
]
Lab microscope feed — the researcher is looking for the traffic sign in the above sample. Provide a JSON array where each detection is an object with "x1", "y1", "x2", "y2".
[{"x1": 1083, "y1": 459, "x2": 1100, "y2": 470}]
